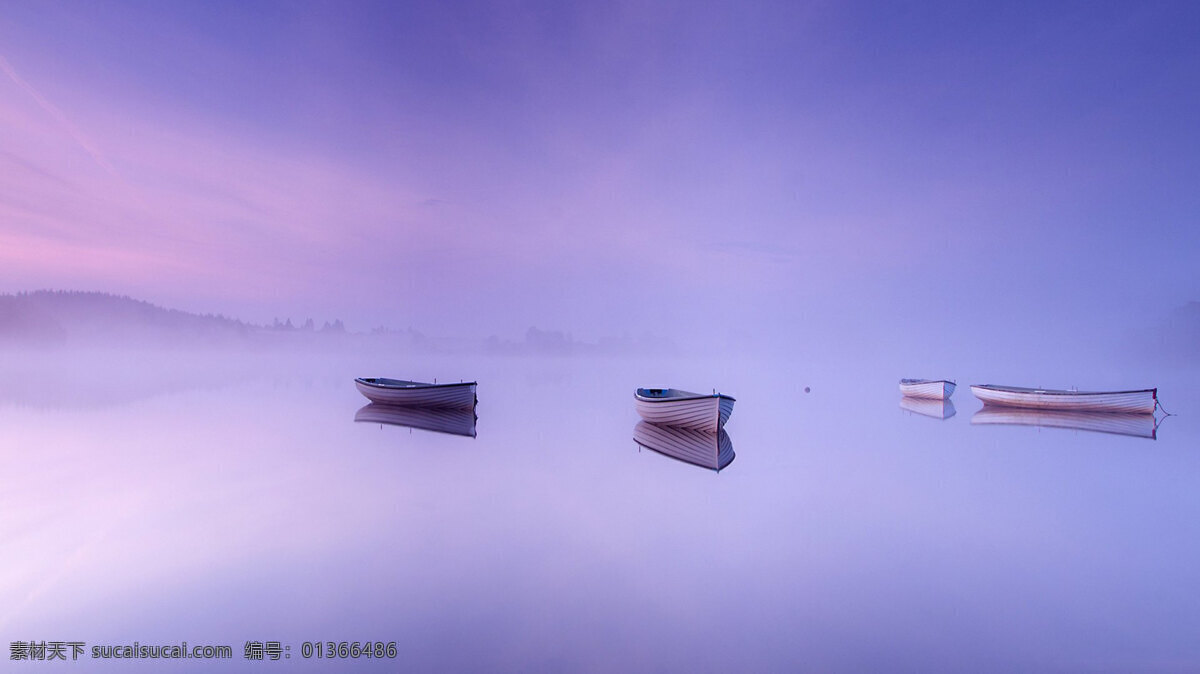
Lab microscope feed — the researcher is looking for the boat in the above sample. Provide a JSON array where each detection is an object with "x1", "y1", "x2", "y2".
[
  {"x1": 634, "y1": 388, "x2": 734, "y2": 433},
  {"x1": 899, "y1": 378, "x2": 956, "y2": 400},
  {"x1": 354, "y1": 403, "x2": 477, "y2": 438},
  {"x1": 970, "y1": 384, "x2": 1156, "y2": 414},
  {"x1": 633, "y1": 421, "x2": 735, "y2": 471},
  {"x1": 971, "y1": 407, "x2": 1158, "y2": 440},
  {"x1": 354, "y1": 378, "x2": 477, "y2": 409},
  {"x1": 899, "y1": 396, "x2": 956, "y2": 420}
]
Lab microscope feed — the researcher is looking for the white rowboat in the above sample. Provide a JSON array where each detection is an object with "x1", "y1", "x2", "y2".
[
  {"x1": 970, "y1": 384, "x2": 1156, "y2": 414},
  {"x1": 354, "y1": 378, "x2": 477, "y2": 409},
  {"x1": 354, "y1": 403, "x2": 478, "y2": 438},
  {"x1": 971, "y1": 407, "x2": 1158, "y2": 440},
  {"x1": 634, "y1": 421, "x2": 735, "y2": 472},
  {"x1": 899, "y1": 378, "x2": 956, "y2": 400},
  {"x1": 634, "y1": 388, "x2": 734, "y2": 433}
]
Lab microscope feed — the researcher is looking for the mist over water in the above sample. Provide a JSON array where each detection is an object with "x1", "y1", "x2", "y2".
[
  {"x1": 2, "y1": 332, "x2": 1197, "y2": 671},
  {"x1": 2, "y1": 1, "x2": 1198, "y2": 669}
]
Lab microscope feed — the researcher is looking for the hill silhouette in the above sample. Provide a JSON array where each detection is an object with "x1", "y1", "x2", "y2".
[{"x1": 0, "y1": 291, "x2": 255, "y2": 346}]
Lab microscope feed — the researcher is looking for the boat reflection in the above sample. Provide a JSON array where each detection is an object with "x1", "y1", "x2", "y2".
[
  {"x1": 899, "y1": 396, "x2": 956, "y2": 420},
  {"x1": 354, "y1": 403, "x2": 477, "y2": 438},
  {"x1": 633, "y1": 421, "x2": 735, "y2": 472},
  {"x1": 971, "y1": 407, "x2": 1158, "y2": 440}
]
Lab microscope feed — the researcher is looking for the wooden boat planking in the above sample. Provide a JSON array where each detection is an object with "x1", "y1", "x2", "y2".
[
  {"x1": 899, "y1": 378, "x2": 956, "y2": 400},
  {"x1": 970, "y1": 384, "x2": 1156, "y2": 414},
  {"x1": 634, "y1": 388, "x2": 735, "y2": 433},
  {"x1": 354, "y1": 377, "x2": 478, "y2": 409}
]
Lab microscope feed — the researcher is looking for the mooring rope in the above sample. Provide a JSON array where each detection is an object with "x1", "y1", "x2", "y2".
[{"x1": 1155, "y1": 399, "x2": 1176, "y2": 416}]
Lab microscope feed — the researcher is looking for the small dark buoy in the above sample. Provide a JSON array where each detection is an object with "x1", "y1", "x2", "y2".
[{"x1": 804, "y1": 386, "x2": 811, "y2": 393}]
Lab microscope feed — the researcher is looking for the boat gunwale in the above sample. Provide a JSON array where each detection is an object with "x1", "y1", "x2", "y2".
[
  {"x1": 355, "y1": 377, "x2": 477, "y2": 390},
  {"x1": 634, "y1": 388, "x2": 736, "y2": 403},
  {"x1": 899, "y1": 378, "x2": 955, "y2": 385},
  {"x1": 971, "y1": 384, "x2": 1156, "y2": 397}
]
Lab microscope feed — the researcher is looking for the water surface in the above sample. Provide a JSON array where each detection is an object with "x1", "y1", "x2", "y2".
[{"x1": 2, "y1": 348, "x2": 1197, "y2": 671}]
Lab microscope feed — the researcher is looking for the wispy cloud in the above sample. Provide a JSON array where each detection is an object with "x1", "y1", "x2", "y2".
[{"x1": 0, "y1": 53, "x2": 115, "y2": 176}]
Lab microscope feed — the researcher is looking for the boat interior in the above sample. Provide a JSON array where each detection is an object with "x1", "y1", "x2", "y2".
[
  {"x1": 636, "y1": 388, "x2": 705, "y2": 399},
  {"x1": 973, "y1": 384, "x2": 1154, "y2": 395},
  {"x1": 360, "y1": 378, "x2": 427, "y2": 387}
]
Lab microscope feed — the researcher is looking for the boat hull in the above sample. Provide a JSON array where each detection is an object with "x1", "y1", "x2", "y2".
[
  {"x1": 970, "y1": 384, "x2": 1156, "y2": 414},
  {"x1": 355, "y1": 378, "x2": 477, "y2": 409},
  {"x1": 899, "y1": 379, "x2": 956, "y2": 400},
  {"x1": 634, "y1": 421, "x2": 735, "y2": 471},
  {"x1": 634, "y1": 389, "x2": 734, "y2": 433},
  {"x1": 971, "y1": 408, "x2": 1157, "y2": 440}
]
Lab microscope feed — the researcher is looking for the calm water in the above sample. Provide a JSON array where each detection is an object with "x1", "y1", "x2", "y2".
[{"x1": 2, "y1": 348, "x2": 1198, "y2": 672}]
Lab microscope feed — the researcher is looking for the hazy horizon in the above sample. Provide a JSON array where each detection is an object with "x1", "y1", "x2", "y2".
[{"x1": 1, "y1": 288, "x2": 1197, "y2": 378}]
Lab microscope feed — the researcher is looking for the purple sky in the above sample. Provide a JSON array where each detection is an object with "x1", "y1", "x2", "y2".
[{"x1": 1, "y1": 1, "x2": 1197, "y2": 343}]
